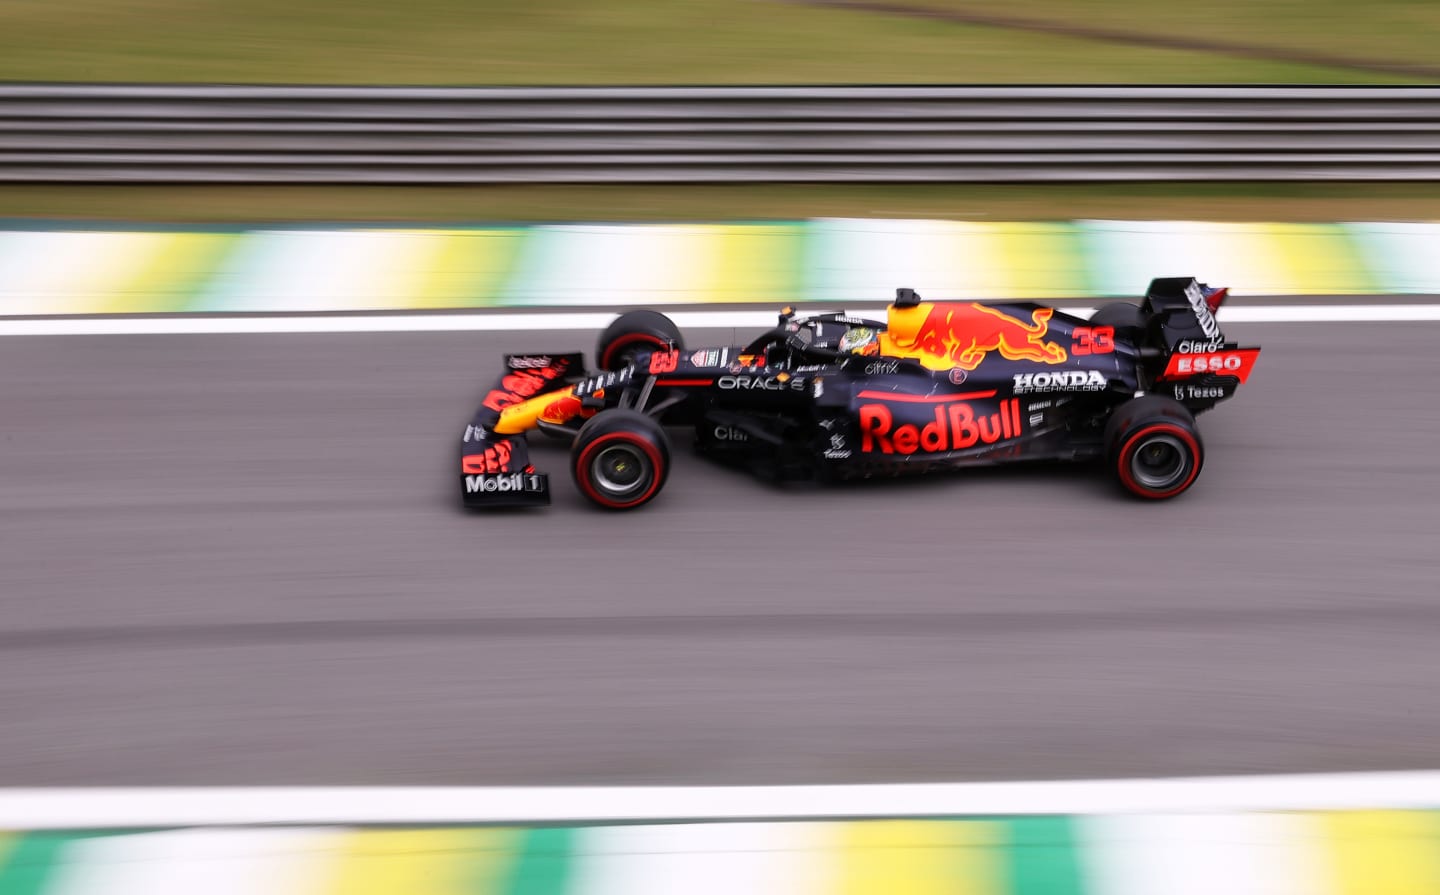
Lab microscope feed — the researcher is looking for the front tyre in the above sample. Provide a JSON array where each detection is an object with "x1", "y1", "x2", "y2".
[
  {"x1": 596, "y1": 310, "x2": 684, "y2": 371},
  {"x1": 1104, "y1": 395, "x2": 1203, "y2": 499},
  {"x1": 571, "y1": 409, "x2": 671, "y2": 510}
]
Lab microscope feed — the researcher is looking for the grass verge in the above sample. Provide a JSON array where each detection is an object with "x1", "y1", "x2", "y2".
[
  {"x1": 2, "y1": 183, "x2": 1438, "y2": 225},
  {"x1": 0, "y1": 0, "x2": 1425, "y2": 84}
]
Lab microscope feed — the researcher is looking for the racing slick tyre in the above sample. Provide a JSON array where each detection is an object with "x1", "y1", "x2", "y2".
[
  {"x1": 596, "y1": 311, "x2": 685, "y2": 371},
  {"x1": 1104, "y1": 395, "x2": 1204, "y2": 500},
  {"x1": 1088, "y1": 301, "x2": 1146, "y2": 336},
  {"x1": 571, "y1": 409, "x2": 671, "y2": 510}
]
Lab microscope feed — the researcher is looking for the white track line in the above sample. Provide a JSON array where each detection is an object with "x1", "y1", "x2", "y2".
[
  {"x1": 2, "y1": 304, "x2": 1440, "y2": 336},
  {"x1": 2, "y1": 771, "x2": 1440, "y2": 828}
]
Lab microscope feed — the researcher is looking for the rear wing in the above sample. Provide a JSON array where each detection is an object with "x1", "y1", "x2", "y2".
[
  {"x1": 1141, "y1": 277, "x2": 1259, "y2": 401},
  {"x1": 1142, "y1": 276, "x2": 1230, "y2": 353}
]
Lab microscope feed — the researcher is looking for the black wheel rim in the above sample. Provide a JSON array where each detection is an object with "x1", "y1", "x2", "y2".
[
  {"x1": 593, "y1": 445, "x2": 650, "y2": 496},
  {"x1": 1130, "y1": 434, "x2": 1188, "y2": 490}
]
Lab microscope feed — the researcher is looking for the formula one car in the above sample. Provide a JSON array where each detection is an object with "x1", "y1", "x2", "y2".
[{"x1": 459, "y1": 277, "x2": 1259, "y2": 510}]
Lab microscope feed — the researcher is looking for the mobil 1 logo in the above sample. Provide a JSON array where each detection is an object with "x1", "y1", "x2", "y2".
[{"x1": 465, "y1": 473, "x2": 546, "y2": 495}]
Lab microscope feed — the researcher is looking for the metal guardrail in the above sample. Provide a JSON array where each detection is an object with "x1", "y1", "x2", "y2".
[{"x1": 2, "y1": 85, "x2": 1439, "y2": 183}]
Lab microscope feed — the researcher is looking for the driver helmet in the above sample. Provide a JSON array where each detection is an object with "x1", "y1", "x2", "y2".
[{"x1": 839, "y1": 326, "x2": 880, "y2": 357}]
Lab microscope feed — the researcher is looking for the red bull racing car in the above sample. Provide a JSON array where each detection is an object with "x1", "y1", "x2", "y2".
[{"x1": 460, "y1": 277, "x2": 1259, "y2": 510}]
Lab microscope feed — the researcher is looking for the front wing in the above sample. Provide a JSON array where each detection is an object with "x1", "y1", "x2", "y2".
[{"x1": 460, "y1": 352, "x2": 583, "y2": 508}]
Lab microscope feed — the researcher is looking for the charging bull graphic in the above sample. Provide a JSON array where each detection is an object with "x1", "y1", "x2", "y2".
[{"x1": 883, "y1": 303, "x2": 1069, "y2": 371}]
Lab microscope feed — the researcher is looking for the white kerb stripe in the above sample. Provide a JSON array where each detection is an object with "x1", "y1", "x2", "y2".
[
  {"x1": 2, "y1": 771, "x2": 1440, "y2": 828},
  {"x1": 47, "y1": 828, "x2": 339, "y2": 895},
  {"x1": 1216, "y1": 304, "x2": 1440, "y2": 322},
  {"x1": 1080, "y1": 813, "x2": 1338, "y2": 895},
  {"x1": 3, "y1": 304, "x2": 1440, "y2": 337},
  {"x1": 509, "y1": 225, "x2": 715, "y2": 306},
  {"x1": 572, "y1": 822, "x2": 832, "y2": 895},
  {"x1": 206, "y1": 230, "x2": 440, "y2": 313},
  {"x1": 0, "y1": 310, "x2": 776, "y2": 336}
]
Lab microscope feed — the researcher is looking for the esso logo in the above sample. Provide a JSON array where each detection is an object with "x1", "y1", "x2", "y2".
[
  {"x1": 1163, "y1": 347, "x2": 1259, "y2": 384},
  {"x1": 1175, "y1": 353, "x2": 1243, "y2": 374}
]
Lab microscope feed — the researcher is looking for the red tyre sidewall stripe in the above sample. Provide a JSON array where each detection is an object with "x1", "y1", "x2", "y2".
[
  {"x1": 1118, "y1": 423, "x2": 1201, "y2": 500},
  {"x1": 575, "y1": 432, "x2": 665, "y2": 509},
  {"x1": 600, "y1": 333, "x2": 668, "y2": 370}
]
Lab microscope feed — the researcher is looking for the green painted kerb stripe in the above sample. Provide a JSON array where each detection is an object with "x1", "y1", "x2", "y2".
[
  {"x1": 1004, "y1": 816, "x2": 1089, "y2": 895},
  {"x1": 0, "y1": 830, "x2": 129, "y2": 895},
  {"x1": 500, "y1": 826, "x2": 576, "y2": 895}
]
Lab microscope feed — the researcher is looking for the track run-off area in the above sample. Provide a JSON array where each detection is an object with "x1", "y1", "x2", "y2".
[{"x1": 2, "y1": 300, "x2": 1439, "y2": 786}]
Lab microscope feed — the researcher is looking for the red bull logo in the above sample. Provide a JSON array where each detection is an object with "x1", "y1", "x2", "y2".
[
  {"x1": 483, "y1": 362, "x2": 569, "y2": 413},
  {"x1": 883, "y1": 303, "x2": 1068, "y2": 371},
  {"x1": 860, "y1": 399, "x2": 1023, "y2": 454},
  {"x1": 538, "y1": 391, "x2": 583, "y2": 424},
  {"x1": 462, "y1": 440, "x2": 513, "y2": 474}
]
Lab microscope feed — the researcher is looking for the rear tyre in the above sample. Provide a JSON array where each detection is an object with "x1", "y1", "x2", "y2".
[
  {"x1": 1088, "y1": 301, "x2": 1146, "y2": 336},
  {"x1": 571, "y1": 409, "x2": 671, "y2": 510},
  {"x1": 1104, "y1": 395, "x2": 1203, "y2": 500},
  {"x1": 596, "y1": 310, "x2": 685, "y2": 371}
]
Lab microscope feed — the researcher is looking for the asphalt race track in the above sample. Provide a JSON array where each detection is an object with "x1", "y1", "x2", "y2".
[{"x1": 3, "y1": 315, "x2": 1440, "y2": 785}]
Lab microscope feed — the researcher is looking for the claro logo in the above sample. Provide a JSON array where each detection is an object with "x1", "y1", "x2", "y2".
[
  {"x1": 713, "y1": 426, "x2": 748, "y2": 441},
  {"x1": 860, "y1": 400, "x2": 1023, "y2": 454}
]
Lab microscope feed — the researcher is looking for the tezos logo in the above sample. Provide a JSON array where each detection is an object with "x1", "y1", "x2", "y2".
[
  {"x1": 1011, "y1": 370, "x2": 1106, "y2": 394},
  {"x1": 1175, "y1": 385, "x2": 1224, "y2": 400}
]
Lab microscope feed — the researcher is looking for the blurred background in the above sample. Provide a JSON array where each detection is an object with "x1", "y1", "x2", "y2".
[
  {"x1": 3, "y1": 0, "x2": 1440, "y2": 844},
  {"x1": 1, "y1": 0, "x2": 1439, "y2": 223},
  {"x1": 4, "y1": 1, "x2": 1440, "y2": 889}
]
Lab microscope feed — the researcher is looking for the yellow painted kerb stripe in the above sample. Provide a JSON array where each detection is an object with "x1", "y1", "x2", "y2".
[
  {"x1": 321, "y1": 828, "x2": 519, "y2": 895},
  {"x1": 1321, "y1": 810, "x2": 1440, "y2": 895},
  {"x1": 836, "y1": 819, "x2": 1006, "y2": 895}
]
